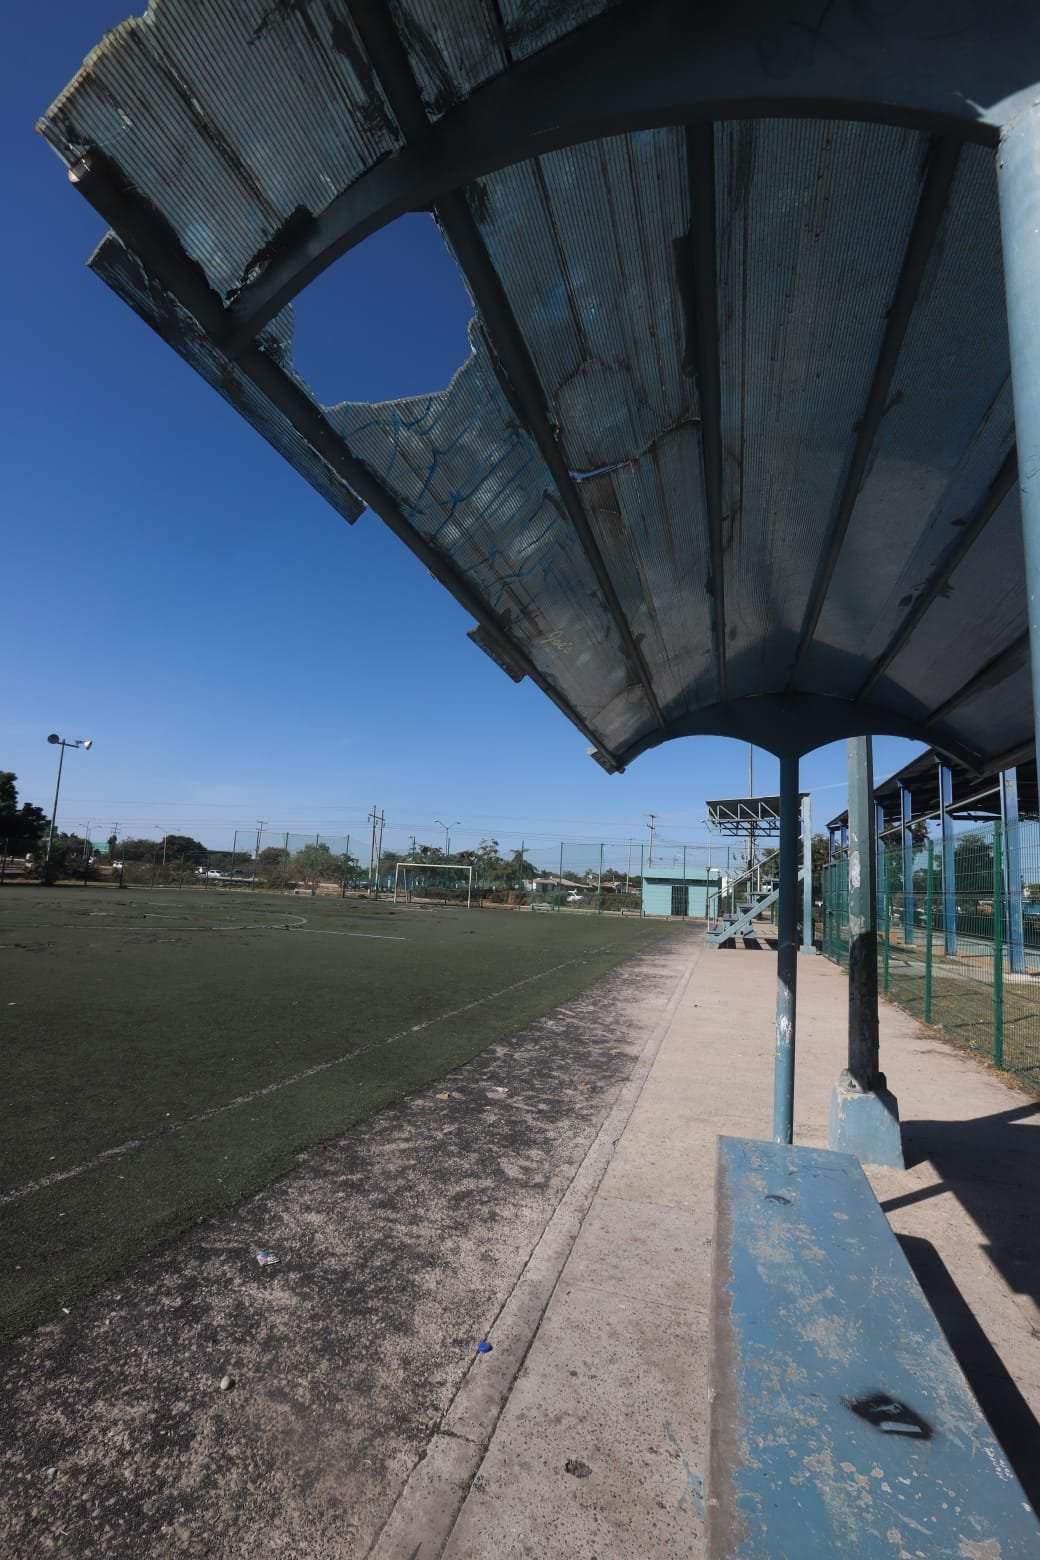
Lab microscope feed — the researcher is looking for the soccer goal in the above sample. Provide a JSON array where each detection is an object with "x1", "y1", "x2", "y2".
[{"x1": 393, "y1": 861, "x2": 474, "y2": 908}]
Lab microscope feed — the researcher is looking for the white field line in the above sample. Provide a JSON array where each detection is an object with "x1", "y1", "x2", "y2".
[
  {"x1": 300, "y1": 930, "x2": 407, "y2": 941},
  {"x1": 1, "y1": 947, "x2": 613, "y2": 1209}
]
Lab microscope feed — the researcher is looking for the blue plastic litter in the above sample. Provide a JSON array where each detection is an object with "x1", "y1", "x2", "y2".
[{"x1": 477, "y1": 1339, "x2": 493, "y2": 1354}]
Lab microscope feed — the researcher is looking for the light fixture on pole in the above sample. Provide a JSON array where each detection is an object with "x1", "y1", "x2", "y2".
[
  {"x1": 434, "y1": 818, "x2": 460, "y2": 858},
  {"x1": 45, "y1": 734, "x2": 93, "y2": 878}
]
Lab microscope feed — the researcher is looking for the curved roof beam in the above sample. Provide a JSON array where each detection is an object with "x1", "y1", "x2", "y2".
[{"x1": 221, "y1": 0, "x2": 1040, "y2": 351}]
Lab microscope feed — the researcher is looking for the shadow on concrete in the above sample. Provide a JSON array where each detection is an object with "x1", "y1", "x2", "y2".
[
  {"x1": 887, "y1": 1102, "x2": 1040, "y2": 1311},
  {"x1": 897, "y1": 1234, "x2": 1040, "y2": 1515}
]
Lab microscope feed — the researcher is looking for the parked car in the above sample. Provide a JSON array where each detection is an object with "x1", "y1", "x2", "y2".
[{"x1": 566, "y1": 890, "x2": 584, "y2": 903}]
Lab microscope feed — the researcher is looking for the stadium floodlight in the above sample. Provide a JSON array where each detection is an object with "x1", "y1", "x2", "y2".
[{"x1": 44, "y1": 733, "x2": 94, "y2": 876}]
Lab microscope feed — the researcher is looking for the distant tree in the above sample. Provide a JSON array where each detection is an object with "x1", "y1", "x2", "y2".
[
  {"x1": 0, "y1": 772, "x2": 49, "y2": 857},
  {"x1": 119, "y1": 837, "x2": 161, "y2": 862},
  {"x1": 161, "y1": 834, "x2": 208, "y2": 866}
]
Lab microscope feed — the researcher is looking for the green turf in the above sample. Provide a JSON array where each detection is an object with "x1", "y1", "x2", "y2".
[{"x1": 0, "y1": 887, "x2": 678, "y2": 1338}]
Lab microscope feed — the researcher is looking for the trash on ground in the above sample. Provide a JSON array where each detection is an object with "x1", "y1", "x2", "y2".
[
  {"x1": 435, "y1": 1091, "x2": 450, "y2": 1100},
  {"x1": 564, "y1": 1458, "x2": 592, "y2": 1478},
  {"x1": 255, "y1": 1249, "x2": 278, "y2": 1266},
  {"x1": 477, "y1": 1339, "x2": 493, "y2": 1354},
  {"x1": 485, "y1": 1087, "x2": 509, "y2": 1099}
]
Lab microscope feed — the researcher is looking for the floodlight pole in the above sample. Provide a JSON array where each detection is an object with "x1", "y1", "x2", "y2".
[{"x1": 44, "y1": 734, "x2": 92, "y2": 880}]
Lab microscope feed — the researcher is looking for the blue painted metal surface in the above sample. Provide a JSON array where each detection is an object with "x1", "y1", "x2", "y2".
[
  {"x1": 900, "y1": 784, "x2": 915, "y2": 946},
  {"x1": 801, "y1": 793, "x2": 814, "y2": 953},
  {"x1": 1001, "y1": 767, "x2": 1026, "y2": 975},
  {"x1": 772, "y1": 754, "x2": 799, "y2": 1145},
  {"x1": 875, "y1": 803, "x2": 887, "y2": 928},
  {"x1": 845, "y1": 739, "x2": 880, "y2": 1088},
  {"x1": 938, "y1": 760, "x2": 958, "y2": 956},
  {"x1": 709, "y1": 1136, "x2": 1040, "y2": 1557}
]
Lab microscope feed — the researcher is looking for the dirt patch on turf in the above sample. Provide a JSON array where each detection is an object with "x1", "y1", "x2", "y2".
[{"x1": 0, "y1": 935, "x2": 695, "y2": 1558}]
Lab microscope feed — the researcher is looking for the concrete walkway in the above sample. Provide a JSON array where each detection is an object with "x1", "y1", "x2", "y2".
[{"x1": 396, "y1": 935, "x2": 1040, "y2": 1557}]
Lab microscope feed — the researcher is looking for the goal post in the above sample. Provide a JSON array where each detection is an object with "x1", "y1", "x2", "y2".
[{"x1": 393, "y1": 861, "x2": 473, "y2": 908}]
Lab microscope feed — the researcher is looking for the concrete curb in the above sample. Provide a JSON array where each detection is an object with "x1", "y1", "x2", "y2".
[{"x1": 366, "y1": 938, "x2": 704, "y2": 1560}]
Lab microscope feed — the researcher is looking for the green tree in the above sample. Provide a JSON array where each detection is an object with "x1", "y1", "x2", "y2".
[
  {"x1": 161, "y1": 834, "x2": 208, "y2": 866},
  {"x1": 0, "y1": 772, "x2": 49, "y2": 857}
]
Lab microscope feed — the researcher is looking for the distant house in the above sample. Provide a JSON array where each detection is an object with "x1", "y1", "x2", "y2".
[{"x1": 641, "y1": 865, "x2": 721, "y2": 918}]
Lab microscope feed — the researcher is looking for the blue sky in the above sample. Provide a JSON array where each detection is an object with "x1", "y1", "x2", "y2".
[{"x1": 3, "y1": 3, "x2": 923, "y2": 857}]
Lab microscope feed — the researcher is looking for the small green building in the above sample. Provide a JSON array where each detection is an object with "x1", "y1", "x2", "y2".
[{"x1": 641, "y1": 866, "x2": 721, "y2": 918}]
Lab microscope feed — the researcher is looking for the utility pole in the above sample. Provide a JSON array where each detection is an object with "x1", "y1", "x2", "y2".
[
  {"x1": 255, "y1": 820, "x2": 265, "y2": 889},
  {"x1": 368, "y1": 805, "x2": 379, "y2": 889},
  {"x1": 647, "y1": 813, "x2": 657, "y2": 868},
  {"x1": 375, "y1": 809, "x2": 385, "y2": 891}
]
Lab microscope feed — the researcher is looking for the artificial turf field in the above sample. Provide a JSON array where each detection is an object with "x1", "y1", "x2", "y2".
[{"x1": 0, "y1": 886, "x2": 677, "y2": 1339}]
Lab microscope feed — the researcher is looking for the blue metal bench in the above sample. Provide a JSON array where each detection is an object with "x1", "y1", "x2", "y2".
[{"x1": 709, "y1": 1136, "x2": 1039, "y2": 1557}]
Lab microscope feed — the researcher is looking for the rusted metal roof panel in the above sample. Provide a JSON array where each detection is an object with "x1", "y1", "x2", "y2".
[
  {"x1": 802, "y1": 143, "x2": 1013, "y2": 695},
  {"x1": 40, "y1": 1, "x2": 400, "y2": 301},
  {"x1": 715, "y1": 118, "x2": 926, "y2": 699},
  {"x1": 328, "y1": 329, "x2": 657, "y2": 747},
  {"x1": 388, "y1": 0, "x2": 507, "y2": 116},
  {"x1": 880, "y1": 489, "x2": 1026, "y2": 716},
  {"x1": 37, "y1": 2, "x2": 1035, "y2": 773}
]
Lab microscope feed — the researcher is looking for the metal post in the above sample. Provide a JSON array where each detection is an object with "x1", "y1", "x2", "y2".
[
  {"x1": 45, "y1": 740, "x2": 67, "y2": 877},
  {"x1": 341, "y1": 832, "x2": 350, "y2": 897},
  {"x1": 828, "y1": 740, "x2": 903, "y2": 1168},
  {"x1": 846, "y1": 738, "x2": 880, "y2": 1091},
  {"x1": 772, "y1": 753, "x2": 800, "y2": 1145},
  {"x1": 938, "y1": 761, "x2": 957, "y2": 955},
  {"x1": 1000, "y1": 768, "x2": 1026, "y2": 974},
  {"x1": 993, "y1": 824, "x2": 1005, "y2": 1068},
  {"x1": 875, "y1": 804, "x2": 887, "y2": 931},
  {"x1": 998, "y1": 102, "x2": 1040, "y2": 786},
  {"x1": 598, "y1": 841, "x2": 604, "y2": 911},
  {"x1": 559, "y1": 840, "x2": 564, "y2": 896},
  {"x1": 800, "y1": 792, "x2": 813, "y2": 953},
  {"x1": 882, "y1": 860, "x2": 891, "y2": 995},
  {"x1": 924, "y1": 839, "x2": 935, "y2": 1024},
  {"x1": 900, "y1": 783, "x2": 915, "y2": 946}
]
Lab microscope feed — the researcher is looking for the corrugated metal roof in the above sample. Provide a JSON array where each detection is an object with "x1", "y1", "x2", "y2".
[{"x1": 37, "y1": 1, "x2": 1036, "y2": 775}]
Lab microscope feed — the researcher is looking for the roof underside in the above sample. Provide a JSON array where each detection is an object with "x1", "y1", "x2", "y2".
[{"x1": 38, "y1": 0, "x2": 1040, "y2": 776}]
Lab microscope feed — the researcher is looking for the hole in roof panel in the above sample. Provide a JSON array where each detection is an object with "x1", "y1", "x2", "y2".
[{"x1": 289, "y1": 213, "x2": 474, "y2": 405}]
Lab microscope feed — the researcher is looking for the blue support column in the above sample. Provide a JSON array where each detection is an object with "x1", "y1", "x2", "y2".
[
  {"x1": 772, "y1": 753, "x2": 800, "y2": 1145},
  {"x1": 827, "y1": 826, "x2": 836, "y2": 863},
  {"x1": 900, "y1": 784, "x2": 915, "y2": 945},
  {"x1": 801, "y1": 792, "x2": 815, "y2": 954},
  {"x1": 829, "y1": 738, "x2": 903, "y2": 1168},
  {"x1": 938, "y1": 760, "x2": 957, "y2": 956},
  {"x1": 1001, "y1": 767, "x2": 1026, "y2": 975},
  {"x1": 875, "y1": 803, "x2": 887, "y2": 931},
  {"x1": 998, "y1": 106, "x2": 1040, "y2": 801},
  {"x1": 840, "y1": 823, "x2": 848, "y2": 856}
]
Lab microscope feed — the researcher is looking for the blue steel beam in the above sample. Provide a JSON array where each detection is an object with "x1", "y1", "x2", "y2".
[
  {"x1": 938, "y1": 760, "x2": 957, "y2": 955},
  {"x1": 801, "y1": 792, "x2": 814, "y2": 954},
  {"x1": 900, "y1": 784, "x2": 915, "y2": 946},
  {"x1": 1001, "y1": 767, "x2": 1026, "y2": 975}
]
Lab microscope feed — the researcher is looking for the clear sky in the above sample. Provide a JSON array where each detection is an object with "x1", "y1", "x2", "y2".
[{"x1": 3, "y1": 3, "x2": 924, "y2": 858}]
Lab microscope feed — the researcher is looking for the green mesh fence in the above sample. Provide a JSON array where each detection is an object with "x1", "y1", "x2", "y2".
[{"x1": 822, "y1": 822, "x2": 1040, "y2": 1090}]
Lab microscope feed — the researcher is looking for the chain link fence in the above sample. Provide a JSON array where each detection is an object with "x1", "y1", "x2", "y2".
[
  {"x1": 822, "y1": 820, "x2": 1040, "y2": 1089},
  {"x1": 7, "y1": 825, "x2": 732, "y2": 916}
]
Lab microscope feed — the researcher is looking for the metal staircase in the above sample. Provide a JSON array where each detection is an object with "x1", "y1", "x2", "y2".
[{"x1": 706, "y1": 863, "x2": 806, "y2": 946}]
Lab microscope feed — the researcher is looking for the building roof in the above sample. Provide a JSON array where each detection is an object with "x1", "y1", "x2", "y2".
[
  {"x1": 38, "y1": 3, "x2": 1040, "y2": 775},
  {"x1": 706, "y1": 796, "x2": 810, "y2": 837},
  {"x1": 827, "y1": 751, "x2": 1040, "y2": 830}
]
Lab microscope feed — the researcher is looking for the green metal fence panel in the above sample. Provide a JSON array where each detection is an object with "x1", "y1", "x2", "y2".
[{"x1": 821, "y1": 820, "x2": 1040, "y2": 1092}]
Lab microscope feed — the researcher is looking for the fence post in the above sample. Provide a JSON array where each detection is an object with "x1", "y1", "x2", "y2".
[
  {"x1": 341, "y1": 832, "x2": 350, "y2": 898},
  {"x1": 924, "y1": 839, "x2": 934, "y2": 1023},
  {"x1": 599, "y1": 842, "x2": 604, "y2": 912},
  {"x1": 993, "y1": 825, "x2": 1004, "y2": 1068},
  {"x1": 883, "y1": 862, "x2": 891, "y2": 995}
]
